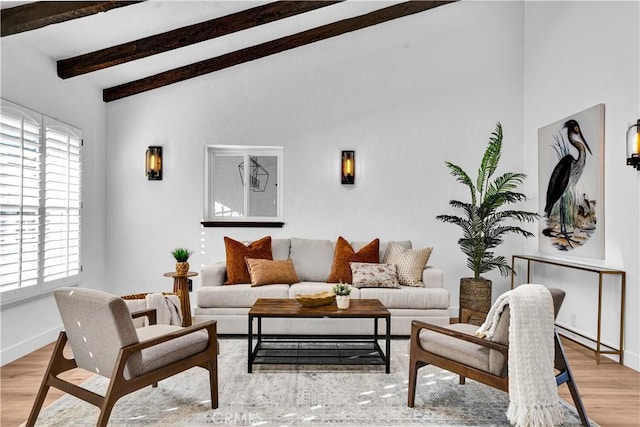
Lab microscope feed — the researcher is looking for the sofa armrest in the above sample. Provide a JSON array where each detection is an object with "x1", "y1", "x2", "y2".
[
  {"x1": 201, "y1": 261, "x2": 227, "y2": 287},
  {"x1": 422, "y1": 266, "x2": 444, "y2": 289}
]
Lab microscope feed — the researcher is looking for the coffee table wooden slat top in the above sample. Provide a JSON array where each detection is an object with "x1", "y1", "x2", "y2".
[{"x1": 249, "y1": 298, "x2": 389, "y2": 318}]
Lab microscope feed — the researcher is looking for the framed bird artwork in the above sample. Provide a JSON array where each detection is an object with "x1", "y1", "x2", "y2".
[{"x1": 538, "y1": 103, "x2": 605, "y2": 259}]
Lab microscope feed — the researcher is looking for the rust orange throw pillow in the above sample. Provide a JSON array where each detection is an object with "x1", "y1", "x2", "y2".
[
  {"x1": 327, "y1": 237, "x2": 379, "y2": 283},
  {"x1": 224, "y1": 236, "x2": 273, "y2": 285}
]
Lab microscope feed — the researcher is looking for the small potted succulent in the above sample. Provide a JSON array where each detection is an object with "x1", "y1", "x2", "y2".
[
  {"x1": 332, "y1": 282, "x2": 352, "y2": 309},
  {"x1": 171, "y1": 248, "x2": 193, "y2": 276}
]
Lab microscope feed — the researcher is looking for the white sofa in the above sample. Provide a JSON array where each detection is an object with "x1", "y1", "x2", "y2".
[{"x1": 194, "y1": 238, "x2": 450, "y2": 335}]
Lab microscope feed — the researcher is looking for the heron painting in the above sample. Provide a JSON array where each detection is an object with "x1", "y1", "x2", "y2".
[{"x1": 538, "y1": 104, "x2": 605, "y2": 259}]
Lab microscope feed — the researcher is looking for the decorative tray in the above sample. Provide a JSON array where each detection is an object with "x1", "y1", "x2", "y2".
[{"x1": 295, "y1": 291, "x2": 336, "y2": 307}]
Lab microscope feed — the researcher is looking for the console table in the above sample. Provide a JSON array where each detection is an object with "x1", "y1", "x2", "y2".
[
  {"x1": 511, "y1": 255, "x2": 625, "y2": 364},
  {"x1": 163, "y1": 271, "x2": 197, "y2": 327}
]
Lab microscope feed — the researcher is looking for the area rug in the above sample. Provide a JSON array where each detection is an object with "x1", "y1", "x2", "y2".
[{"x1": 28, "y1": 338, "x2": 595, "y2": 426}]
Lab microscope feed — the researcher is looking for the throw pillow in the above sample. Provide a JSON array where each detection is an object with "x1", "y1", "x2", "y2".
[
  {"x1": 327, "y1": 237, "x2": 379, "y2": 283},
  {"x1": 224, "y1": 236, "x2": 273, "y2": 285},
  {"x1": 350, "y1": 262, "x2": 400, "y2": 289},
  {"x1": 245, "y1": 258, "x2": 300, "y2": 286},
  {"x1": 383, "y1": 241, "x2": 433, "y2": 287}
]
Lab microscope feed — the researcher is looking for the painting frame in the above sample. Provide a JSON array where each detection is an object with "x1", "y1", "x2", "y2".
[{"x1": 537, "y1": 104, "x2": 605, "y2": 259}]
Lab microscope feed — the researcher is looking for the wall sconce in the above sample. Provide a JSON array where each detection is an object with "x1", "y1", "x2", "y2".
[
  {"x1": 627, "y1": 120, "x2": 640, "y2": 170},
  {"x1": 146, "y1": 146, "x2": 163, "y2": 180},
  {"x1": 341, "y1": 150, "x2": 355, "y2": 184}
]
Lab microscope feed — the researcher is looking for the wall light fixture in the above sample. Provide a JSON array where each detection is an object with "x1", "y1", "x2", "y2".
[
  {"x1": 146, "y1": 146, "x2": 163, "y2": 180},
  {"x1": 341, "y1": 150, "x2": 355, "y2": 184},
  {"x1": 627, "y1": 120, "x2": 640, "y2": 170}
]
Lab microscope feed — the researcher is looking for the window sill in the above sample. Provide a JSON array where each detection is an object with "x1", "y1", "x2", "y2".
[{"x1": 201, "y1": 221, "x2": 284, "y2": 228}]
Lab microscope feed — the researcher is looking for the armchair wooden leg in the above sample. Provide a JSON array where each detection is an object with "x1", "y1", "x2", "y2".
[
  {"x1": 26, "y1": 382, "x2": 50, "y2": 427},
  {"x1": 407, "y1": 357, "x2": 424, "y2": 408},
  {"x1": 27, "y1": 332, "x2": 75, "y2": 427},
  {"x1": 208, "y1": 360, "x2": 219, "y2": 409},
  {"x1": 555, "y1": 331, "x2": 589, "y2": 426}
]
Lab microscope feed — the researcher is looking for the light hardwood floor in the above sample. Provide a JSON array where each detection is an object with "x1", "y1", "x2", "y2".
[{"x1": 1, "y1": 337, "x2": 638, "y2": 426}]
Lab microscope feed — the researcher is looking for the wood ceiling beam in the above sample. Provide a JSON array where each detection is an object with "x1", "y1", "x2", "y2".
[
  {"x1": 1, "y1": 1, "x2": 142, "y2": 37},
  {"x1": 57, "y1": 1, "x2": 343, "y2": 79},
  {"x1": 103, "y1": 1, "x2": 456, "y2": 102}
]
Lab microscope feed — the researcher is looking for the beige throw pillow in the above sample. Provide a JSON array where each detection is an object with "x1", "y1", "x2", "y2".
[
  {"x1": 383, "y1": 241, "x2": 433, "y2": 287},
  {"x1": 245, "y1": 258, "x2": 300, "y2": 287}
]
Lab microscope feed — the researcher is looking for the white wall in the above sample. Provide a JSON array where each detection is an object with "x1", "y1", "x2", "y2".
[
  {"x1": 522, "y1": 1, "x2": 640, "y2": 370},
  {"x1": 0, "y1": 37, "x2": 108, "y2": 364},
  {"x1": 105, "y1": 1, "x2": 526, "y2": 309}
]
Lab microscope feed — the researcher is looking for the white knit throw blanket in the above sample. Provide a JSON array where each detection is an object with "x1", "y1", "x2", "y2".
[
  {"x1": 476, "y1": 284, "x2": 564, "y2": 427},
  {"x1": 145, "y1": 293, "x2": 182, "y2": 326}
]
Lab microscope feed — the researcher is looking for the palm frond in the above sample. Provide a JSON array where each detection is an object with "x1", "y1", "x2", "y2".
[
  {"x1": 476, "y1": 122, "x2": 503, "y2": 194},
  {"x1": 446, "y1": 162, "x2": 477, "y2": 205}
]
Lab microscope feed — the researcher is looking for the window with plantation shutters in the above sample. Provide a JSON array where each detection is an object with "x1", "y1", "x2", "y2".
[{"x1": 1, "y1": 99, "x2": 82, "y2": 304}]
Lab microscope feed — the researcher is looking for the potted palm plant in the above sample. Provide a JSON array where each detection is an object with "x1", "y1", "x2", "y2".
[
  {"x1": 436, "y1": 123, "x2": 538, "y2": 325},
  {"x1": 171, "y1": 248, "x2": 193, "y2": 276}
]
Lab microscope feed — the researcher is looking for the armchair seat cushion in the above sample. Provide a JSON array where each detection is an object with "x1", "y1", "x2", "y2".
[
  {"x1": 418, "y1": 323, "x2": 500, "y2": 376},
  {"x1": 134, "y1": 325, "x2": 209, "y2": 376}
]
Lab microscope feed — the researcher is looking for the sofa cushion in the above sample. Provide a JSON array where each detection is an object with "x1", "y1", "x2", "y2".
[
  {"x1": 289, "y1": 238, "x2": 334, "y2": 282},
  {"x1": 271, "y1": 239, "x2": 291, "y2": 260},
  {"x1": 246, "y1": 258, "x2": 299, "y2": 286},
  {"x1": 383, "y1": 241, "x2": 432, "y2": 287},
  {"x1": 327, "y1": 237, "x2": 379, "y2": 283},
  {"x1": 224, "y1": 236, "x2": 273, "y2": 285},
  {"x1": 350, "y1": 262, "x2": 400, "y2": 289},
  {"x1": 197, "y1": 284, "x2": 290, "y2": 308},
  {"x1": 359, "y1": 286, "x2": 449, "y2": 309},
  {"x1": 290, "y1": 282, "x2": 361, "y2": 299}
]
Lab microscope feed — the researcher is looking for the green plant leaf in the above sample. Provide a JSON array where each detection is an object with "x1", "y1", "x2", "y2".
[{"x1": 476, "y1": 122, "x2": 503, "y2": 196}]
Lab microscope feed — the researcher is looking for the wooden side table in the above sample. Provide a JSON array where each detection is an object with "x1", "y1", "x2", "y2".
[{"x1": 163, "y1": 271, "x2": 197, "y2": 327}]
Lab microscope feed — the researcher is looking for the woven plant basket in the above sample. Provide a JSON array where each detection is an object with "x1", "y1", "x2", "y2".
[
  {"x1": 459, "y1": 277, "x2": 492, "y2": 326},
  {"x1": 175, "y1": 262, "x2": 190, "y2": 275}
]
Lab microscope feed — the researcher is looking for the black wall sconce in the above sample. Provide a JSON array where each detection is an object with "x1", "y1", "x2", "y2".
[
  {"x1": 146, "y1": 146, "x2": 163, "y2": 180},
  {"x1": 627, "y1": 119, "x2": 640, "y2": 170},
  {"x1": 341, "y1": 150, "x2": 355, "y2": 184}
]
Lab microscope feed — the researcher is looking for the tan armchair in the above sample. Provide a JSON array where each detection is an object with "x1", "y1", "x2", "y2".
[
  {"x1": 407, "y1": 288, "x2": 589, "y2": 426},
  {"x1": 27, "y1": 287, "x2": 218, "y2": 427}
]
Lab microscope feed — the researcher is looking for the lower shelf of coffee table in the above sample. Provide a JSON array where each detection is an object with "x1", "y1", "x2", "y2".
[{"x1": 250, "y1": 336, "x2": 387, "y2": 366}]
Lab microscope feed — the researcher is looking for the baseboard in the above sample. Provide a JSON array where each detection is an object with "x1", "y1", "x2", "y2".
[
  {"x1": 620, "y1": 349, "x2": 639, "y2": 371},
  {"x1": 1, "y1": 325, "x2": 62, "y2": 366}
]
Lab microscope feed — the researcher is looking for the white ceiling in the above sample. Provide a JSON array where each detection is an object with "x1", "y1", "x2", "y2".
[{"x1": 2, "y1": 1, "x2": 404, "y2": 92}]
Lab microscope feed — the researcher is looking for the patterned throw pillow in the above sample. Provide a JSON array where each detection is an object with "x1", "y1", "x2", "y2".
[
  {"x1": 383, "y1": 241, "x2": 433, "y2": 287},
  {"x1": 245, "y1": 258, "x2": 300, "y2": 287},
  {"x1": 224, "y1": 236, "x2": 273, "y2": 285},
  {"x1": 327, "y1": 237, "x2": 379, "y2": 283},
  {"x1": 350, "y1": 262, "x2": 400, "y2": 289}
]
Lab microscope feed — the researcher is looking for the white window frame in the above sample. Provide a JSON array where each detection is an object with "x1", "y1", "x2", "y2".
[
  {"x1": 1, "y1": 99, "x2": 82, "y2": 305},
  {"x1": 204, "y1": 145, "x2": 283, "y2": 224}
]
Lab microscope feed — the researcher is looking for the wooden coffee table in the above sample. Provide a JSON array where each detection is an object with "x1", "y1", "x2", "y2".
[{"x1": 248, "y1": 298, "x2": 391, "y2": 373}]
